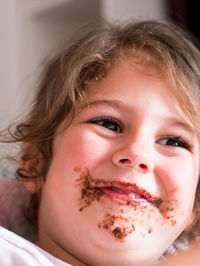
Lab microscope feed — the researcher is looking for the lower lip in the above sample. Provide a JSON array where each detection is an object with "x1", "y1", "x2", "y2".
[{"x1": 100, "y1": 188, "x2": 148, "y2": 204}]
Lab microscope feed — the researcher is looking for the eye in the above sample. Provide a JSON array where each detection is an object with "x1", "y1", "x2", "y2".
[
  {"x1": 89, "y1": 117, "x2": 123, "y2": 133},
  {"x1": 157, "y1": 136, "x2": 189, "y2": 149}
]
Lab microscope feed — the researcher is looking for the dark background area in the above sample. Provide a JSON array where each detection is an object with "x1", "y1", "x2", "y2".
[{"x1": 167, "y1": 0, "x2": 200, "y2": 41}]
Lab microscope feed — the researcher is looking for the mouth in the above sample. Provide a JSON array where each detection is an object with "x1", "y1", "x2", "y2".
[{"x1": 94, "y1": 181, "x2": 161, "y2": 206}]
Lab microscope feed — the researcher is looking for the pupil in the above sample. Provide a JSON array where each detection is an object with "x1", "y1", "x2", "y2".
[
  {"x1": 106, "y1": 122, "x2": 116, "y2": 131},
  {"x1": 167, "y1": 139, "x2": 179, "y2": 147}
]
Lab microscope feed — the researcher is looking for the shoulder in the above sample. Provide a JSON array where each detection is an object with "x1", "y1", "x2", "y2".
[{"x1": 0, "y1": 226, "x2": 70, "y2": 266}]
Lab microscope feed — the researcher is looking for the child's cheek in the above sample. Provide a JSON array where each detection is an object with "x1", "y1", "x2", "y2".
[
  {"x1": 157, "y1": 157, "x2": 197, "y2": 223},
  {"x1": 158, "y1": 156, "x2": 195, "y2": 193},
  {"x1": 55, "y1": 129, "x2": 110, "y2": 169}
]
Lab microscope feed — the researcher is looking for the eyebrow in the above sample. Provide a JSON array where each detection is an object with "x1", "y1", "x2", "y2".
[
  {"x1": 79, "y1": 99, "x2": 132, "y2": 112},
  {"x1": 162, "y1": 117, "x2": 195, "y2": 135}
]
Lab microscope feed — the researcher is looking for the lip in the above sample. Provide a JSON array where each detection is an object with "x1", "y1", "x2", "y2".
[{"x1": 94, "y1": 181, "x2": 161, "y2": 206}]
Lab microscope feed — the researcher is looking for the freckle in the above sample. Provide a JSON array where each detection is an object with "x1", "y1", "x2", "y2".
[{"x1": 120, "y1": 209, "x2": 124, "y2": 213}]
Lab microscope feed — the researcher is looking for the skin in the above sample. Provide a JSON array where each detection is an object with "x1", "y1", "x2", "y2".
[{"x1": 24, "y1": 59, "x2": 200, "y2": 266}]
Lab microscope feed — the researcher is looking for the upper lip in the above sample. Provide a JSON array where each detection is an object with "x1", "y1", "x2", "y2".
[{"x1": 93, "y1": 180, "x2": 161, "y2": 206}]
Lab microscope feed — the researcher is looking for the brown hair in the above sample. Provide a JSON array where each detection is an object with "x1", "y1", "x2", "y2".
[{"x1": 6, "y1": 20, "x2": 200, "y2": 250}]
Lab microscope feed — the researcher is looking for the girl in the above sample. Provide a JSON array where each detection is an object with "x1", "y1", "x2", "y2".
[{"x1": 1, "y1": 19, "x2": 200, "y2": 266}]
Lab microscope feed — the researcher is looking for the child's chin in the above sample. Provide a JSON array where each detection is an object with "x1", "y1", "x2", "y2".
[
  {"x1": 87, "y1": 223, "x2": 173, "y2": 263},
  {"x1": 81, "y1": 240, "x2": 161, "y2": 266}
]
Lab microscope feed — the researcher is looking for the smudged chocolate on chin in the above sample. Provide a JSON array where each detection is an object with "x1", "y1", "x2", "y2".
[{"x1": 98, "y1": 213, "x2": 135, "y2": 242}]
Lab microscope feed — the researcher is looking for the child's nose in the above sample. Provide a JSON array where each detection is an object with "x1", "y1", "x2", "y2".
[{"x1": 111, "y1": 144, "x2": 153, "y2": 173}]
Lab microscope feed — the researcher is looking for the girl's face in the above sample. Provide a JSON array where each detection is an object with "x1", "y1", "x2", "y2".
[{"x1": 37, "y1": 60, "x2": 200, "y2": 266}]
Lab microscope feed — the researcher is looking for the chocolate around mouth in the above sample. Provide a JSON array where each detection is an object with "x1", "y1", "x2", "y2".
[
  {"x1": 77, "y1": 172, "x2": 162, "y2": 210},
  {"x1": 93, "y1": 181, "x2": 162, "y2": 207},
  {"x1": 75, "y1": 167, "x2": 176, "y2": 241}
]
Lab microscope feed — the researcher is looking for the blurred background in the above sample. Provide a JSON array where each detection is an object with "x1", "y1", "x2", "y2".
[{"x1": 0, "y1": 0, "x2": 199, "y2": 132}]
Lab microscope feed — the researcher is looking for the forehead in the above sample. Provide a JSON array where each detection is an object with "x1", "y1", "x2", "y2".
[
  {"x1": 86, "y1": 53, "x2": 168, "y2": 99},
  {"x1": 86, "y1": 58, "x2": 171, "y2": 102}
]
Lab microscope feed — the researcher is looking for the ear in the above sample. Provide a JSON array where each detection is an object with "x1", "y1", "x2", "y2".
[{"x1": 20, "y1": 143, "x2": 43, "y2": 194}]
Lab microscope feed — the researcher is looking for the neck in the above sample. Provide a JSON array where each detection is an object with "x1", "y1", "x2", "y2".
[{"x1": 36, "y1": 240, "x2": 87, "y2": 266}]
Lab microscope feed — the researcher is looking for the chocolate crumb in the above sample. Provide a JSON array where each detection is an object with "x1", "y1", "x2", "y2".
[
  {"x1": 113, "y1": 227, "x2": 124, "y2": 239},
  {"x1": 170, "y1": 220, "x2": 176, "y2": 226}
]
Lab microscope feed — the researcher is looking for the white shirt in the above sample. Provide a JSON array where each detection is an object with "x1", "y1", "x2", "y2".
[{"x1": 0, "y1": 226, "x2": 71, "y2": 266}]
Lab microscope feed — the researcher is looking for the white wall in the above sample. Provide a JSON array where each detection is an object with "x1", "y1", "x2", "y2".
[
  {"x1": 101, "y1": 0, "x2": 167, "y2": 22},
  {"x1": 0, "y1": 0, "x2": 24, "y2": 129}
]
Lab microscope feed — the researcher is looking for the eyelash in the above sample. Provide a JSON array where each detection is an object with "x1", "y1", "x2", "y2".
[
  {"x1": 88, "y1": 117, "x2": 190, "y2": 150},
  {"x1": 89, "y1": 117, "x2": 123, "y2": 133},
  {"x1": 156, "y1": 136, "x2": 190, "y2": 150}
]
